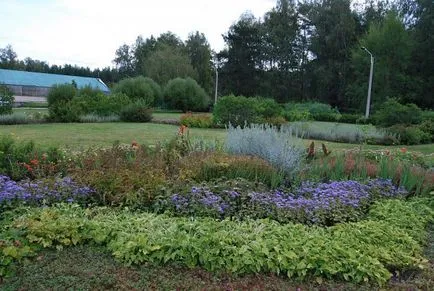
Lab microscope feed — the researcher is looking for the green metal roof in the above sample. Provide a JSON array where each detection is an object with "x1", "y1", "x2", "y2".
[{"x1": 0, "y1": 69, "x2": 110, "y2": 92}]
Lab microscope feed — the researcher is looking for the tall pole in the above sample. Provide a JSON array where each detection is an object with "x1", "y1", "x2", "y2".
[
  {"x1": 362, "y1": 47, "x2": 374, "y2": 119},
  {"x1": 214, "y1": 66, "x2": 219, "y2": 105}
]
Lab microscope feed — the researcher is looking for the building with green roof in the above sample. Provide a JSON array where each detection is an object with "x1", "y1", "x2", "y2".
[{"x1": 0, "y1": 68, "x2": 110, "y2": 103}]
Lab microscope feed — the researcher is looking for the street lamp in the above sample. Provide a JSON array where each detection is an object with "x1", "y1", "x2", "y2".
[
  {"x1": 361, "y1": 46, "x2": 374, "y2": 119},
  {"x1": 214, "y1": 65, "x2": 219, "y2": 105}
]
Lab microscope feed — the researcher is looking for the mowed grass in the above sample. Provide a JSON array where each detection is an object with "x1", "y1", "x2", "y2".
[
  {"x1": 1, "y1": 122, "x2": 433, "y2": 156},
  {"x1": 0, "y1": 123, "x2": 226, "y2": 149}
]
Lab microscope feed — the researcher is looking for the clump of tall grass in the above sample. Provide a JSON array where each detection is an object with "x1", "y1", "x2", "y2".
[
  {"x1": 225, "y1": 123, "x2": 304, "y2": 178},
  {"x1": 284, "y1": 122, "x2": 397, "y2": 145},
  {"x1": 79, "y1": 114, "x2": 120, "y2": 123},
  {"x1": 0, "y1": 112, "x2": 46, "y2": 125}
]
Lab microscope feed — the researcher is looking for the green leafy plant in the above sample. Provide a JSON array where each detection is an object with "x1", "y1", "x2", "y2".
[
  {"x1": 0, "y1": 84, "x2": 14, "y2": 115},
  {"x1": 119, "y1": 100, "x2": 153, "y2": 122},
  {"x1": 180, "y1": 113, "x2": 214, "y2": 128},
  {"x1": 113, "y1": 76, "x2": 162, "y2": 106},
  {"x1": 373, "y1": 99, "x2": 423, "y2": 127},
  {"x1": 164, "y1": 77, "x2": 210, "y2": 112}
]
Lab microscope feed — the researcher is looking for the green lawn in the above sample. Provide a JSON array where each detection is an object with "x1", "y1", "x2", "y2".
[
  {"x1": 1, "y1": 122, "x2": 433, "y2": 155},
  {"x1": 0, "y1": 123, "x2": 226, "y2": 149}
]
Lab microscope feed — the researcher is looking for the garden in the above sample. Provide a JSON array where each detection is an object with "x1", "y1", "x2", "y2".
[{"x1": 0, "y1": 116, "x2": 433, "y2": 289}]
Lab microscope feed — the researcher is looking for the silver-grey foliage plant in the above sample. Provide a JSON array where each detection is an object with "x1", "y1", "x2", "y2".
[{"x1": 225, "y1": 123, "x2": 304, "y2": 177}]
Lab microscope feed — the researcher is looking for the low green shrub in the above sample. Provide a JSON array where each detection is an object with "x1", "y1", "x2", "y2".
[
  {"x1": 387, "y1": 124, "x2": 432, "y2": 145},
  {"x1": 10, "y1": 199, "x2": 433, "y2": 285},
  {"x1": 0, "y1": 84, "x2": 14, "y2": 115},
  {"x1": 164, "y1": 78, "x2": 210, "y2": 112},
  {"x1": 113, "y1": 76, "x2": 162, "y2": 106},
  {"x1": 283, "y1": 102, "x2": 341, "y2": 122},
  {"x1": 373, "y1": 99, "x2": 423, "y2": 127},
  {"x1": 180, "y1": 113, "x2": 214, "y2": 128},
  {"x1": 74, "y1": 92, "x2": 131, "y2": 117},
  {"x1": 213, "y1": 95, "x2": 282, "y2": 127},
  {"x1": 340, "y1": 113, "x2": 362, "y2": 124},
  {"x1": 119, "y1": 101, "x2": 153, "y2": 122}
]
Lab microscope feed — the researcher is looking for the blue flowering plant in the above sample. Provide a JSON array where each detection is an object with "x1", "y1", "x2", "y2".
[
  {"x1": 0, "y1": 175, "x2": 95, "y2": 212},
  {"x1": 161, "y1": 178, "x2": 408, "y2": 226}
]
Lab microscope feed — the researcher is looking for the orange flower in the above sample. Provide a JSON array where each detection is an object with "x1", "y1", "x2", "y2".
[
  {"x1": 131, "y1": 140, "x2": 139, "y2": 150},
  {"x1": 23, "y1": 163, "x2": 33, "y2": 172},
  {"x1": 30, "y1": 159, "x2": 39, "y2": 166},
  {"x1": 178, "y1": 125, "x2": 188, "y2": 135},
  {"x1": 400, "y1": 148, "x2": 407, "y2": 153}
]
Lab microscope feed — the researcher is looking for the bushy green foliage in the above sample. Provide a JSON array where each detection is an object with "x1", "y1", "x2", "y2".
[
  {"x1": 164, "y1": 78, "x2": 210, "y2": 112},
  {"x1": 47, "y1": 84, "x2": 80, "y2": 122},
  {"x1": 339, "y1": 113, "x2": 364, "y2": 124},
  {"x1": 0, "y1": 84, "x2": 14, "y2": 115},
  {"x1": 9, "y1": 199, "x2": 433, "y2": 285},
  {"x1": 0, "y1": 135, "x2": 63, "y2": 180},
  {"x1": 283, "y1": 102, "x2": 341, "y2": 122},
  {"x1": 119, "y1": 100, "x2": 153, "y2": 122},
  {"x1": 213, "y1": 95, "x2": 283, "y2": 127},
  {"x1": 387, "y1": 124, "x2": 432, "y2": 145},
  {"x1": 74, "y1": 92, "x2": 131, "y2": 117},
  {"x1": 180, "y1": 113, "x2": 214, "y2": 128},
  {"x1": 113, "y1": 76, "x2": 162, "y2": 106},
  {"x1": 373, "y1": 99, "x2": 423, "y2": 127}
]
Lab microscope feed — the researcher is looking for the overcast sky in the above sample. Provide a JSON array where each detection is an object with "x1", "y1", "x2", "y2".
[{"x1": 0, "y1": 0, "x2": 276, "y2": 69}]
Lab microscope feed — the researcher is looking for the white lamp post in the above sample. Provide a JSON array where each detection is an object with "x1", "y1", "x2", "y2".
[{"x1": 361, "y1": 46, "x2": 374, "y2": 119}]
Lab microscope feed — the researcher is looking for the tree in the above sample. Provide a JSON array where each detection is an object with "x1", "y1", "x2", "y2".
[
  {"x1": 407, "y1": 0, "x2": 434, "y2": 108},
  {"x1": 185, "y1": 31, "x2": 213, "y2": 94},
  {"x1": 113, "y1": 44, "x2": 134, "y2": 77},
  {"x1": 304, "y1": 0, "x2": 359, "y2": 108},
  {"x1": 164, "y1": 77, "x2": 210, "y2": 112},
  {"x1": 0, "y1": 44, "x2": 18, "y2": 69},
  {"x1": 143, "y1": 45, "x2": 198, "y2": 86},
  {"x1": 220, "y1": 13, "x2": 265, "y2": 97},
  {"x1": 347, "y1": 12, "x2": 413, "y2": 110}
]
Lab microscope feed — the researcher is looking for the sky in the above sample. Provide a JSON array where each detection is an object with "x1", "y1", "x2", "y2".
[{"x1": 0, "y1": 0, "x2": 276, "y2": 69}]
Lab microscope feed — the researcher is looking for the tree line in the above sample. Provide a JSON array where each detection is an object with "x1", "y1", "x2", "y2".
[{"x1": 1, "y1": 0, "x2": 432, "y2": 110}]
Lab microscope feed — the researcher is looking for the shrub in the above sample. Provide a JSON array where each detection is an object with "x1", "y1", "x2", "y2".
[
  {"x1": 47, "y1": 84, "x2": 81, "y2": 122},
  {"x1": 164, "y1": 78, "x2": 210, "y2": 112},
  {"x1": 213, "y1": 95, "x2": 282, "y2": 127},
  {"x1": 180, "y1": 113, "x2": 214, "y2": 128},
  {"x1": 113, "y1": 76, "x2": 162, "y2": 106},
  {"x1": 387, "y1": 124, "x2": 432, "y2": 145},
  {"x1": 284, "y1": 102, "x2": 341, "y2": 122},
  {"x1": 373, "y1": 99, "x2": 423, "y2": 126},
  {"x1": 213, "y1": 95, "x2": 258, "y2": 127},
  {"x1": 340, "y1": 113, "x2": 363, "y2": 124},
  {"x1": 74, "y1": 92, "x2": 131, "y2": 117},
  {"x1": 119, "y1": 100, "x2": 153, "y2": 122},
  {"x1": 77, "y1": 85, "x2": 103, "y2": 99},
  {"x1": 0, "y1": 84, "x2": 14, "y2": 115},
  {"x1": 225, "y1": 124, "x2": 304, "y2": 178}
]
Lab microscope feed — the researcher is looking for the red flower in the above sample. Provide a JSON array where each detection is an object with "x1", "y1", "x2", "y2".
[{"x1": 400, "y1": 148, "x2": 407, "y2": 153}]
